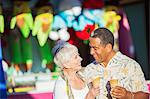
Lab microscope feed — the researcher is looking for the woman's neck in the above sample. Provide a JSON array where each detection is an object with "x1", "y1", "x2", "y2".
[
  {"x1": 63, "y1": 69, "x2": 85, "y2": 90},
  {"x1": 63, "y1": 69, "x2": 77, "y2": 80}
]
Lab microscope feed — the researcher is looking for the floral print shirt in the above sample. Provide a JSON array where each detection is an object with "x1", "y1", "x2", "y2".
[{"x1": 80, "y1": 51, "x2": 149, "y2": 99}]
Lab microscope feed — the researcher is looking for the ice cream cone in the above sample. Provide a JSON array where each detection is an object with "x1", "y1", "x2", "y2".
[
  {"x1": 92, "y1": 76, "x2": 100, "y2": 88},
  {"x1": 110, "y1": 79, "x2": 118, "y2": 88}
]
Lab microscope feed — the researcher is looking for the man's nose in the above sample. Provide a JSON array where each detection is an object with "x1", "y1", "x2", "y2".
[{"x1": 90, "y1": 48, "x2": 95, "y2": 55}]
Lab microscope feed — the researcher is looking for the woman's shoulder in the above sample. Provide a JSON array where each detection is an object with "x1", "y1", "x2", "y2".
[
  {"x1": 54, "y1": 76, "x2": 66, "y2": 92},
  {"x1": 56, "y1": 76, "x2": 66, "y2": 82}
]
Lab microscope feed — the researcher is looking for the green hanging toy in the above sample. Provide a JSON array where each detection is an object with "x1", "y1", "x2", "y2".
[
  {"x1": 0, "y1": 5, "x2": 4, "y2": 33},
  {"x1": 10, "y1": 1, "x2": 33, "y2": 38},
  {"x1": 33, "y1": 5, "x2": 53, "y2": 46}
]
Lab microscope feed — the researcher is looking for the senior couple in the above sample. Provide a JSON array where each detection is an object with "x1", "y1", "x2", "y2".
[{"x1": 53, "y1": 28, "x2": 149, "y2": 99}]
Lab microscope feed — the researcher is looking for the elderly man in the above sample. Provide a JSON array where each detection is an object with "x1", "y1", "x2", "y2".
[{"x1": 82, "y1": 28, "x2": 149, "y2": 99}]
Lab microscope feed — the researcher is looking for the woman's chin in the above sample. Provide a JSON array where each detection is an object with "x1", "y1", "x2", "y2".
[
  {"x1": 75, "y1": 67, "x2": 81, "y2": 71},
  {"x1": 78, "y1": 66, "x2": 82, "y2": 70}
]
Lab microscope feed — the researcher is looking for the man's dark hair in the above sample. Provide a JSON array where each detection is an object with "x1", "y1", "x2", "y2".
[{"x1": 91, "y1": 27, "x2": 114, "y2": 47}]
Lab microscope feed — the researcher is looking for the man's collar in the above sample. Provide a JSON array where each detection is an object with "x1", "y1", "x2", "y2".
[
  {"x1": 92, "y1": 60, "x2": 98, "y2": 65},
  {"x1": 107, "y1": 51, "x2": 122, "y2": 67},
  {"x1": 92, "y1": 51, "x2": 122, "y2": 68}
]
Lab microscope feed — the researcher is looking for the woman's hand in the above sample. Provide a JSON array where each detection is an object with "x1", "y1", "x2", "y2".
[{"x1": 85, "y1": 87, "x2": 100, "y2": 99}]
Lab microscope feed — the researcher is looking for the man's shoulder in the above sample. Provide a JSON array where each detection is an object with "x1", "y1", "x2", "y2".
[
  {"x1": 115, "y1": 52, "x2": 137, "y2": 63},
  {"x1": 116, "y1": 52, "x2": 141, "y2": 68}
]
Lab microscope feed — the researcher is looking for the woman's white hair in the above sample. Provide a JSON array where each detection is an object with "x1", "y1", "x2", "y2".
[{"x1": 54, "y1": 43, "x2": 78, "y2": 69}]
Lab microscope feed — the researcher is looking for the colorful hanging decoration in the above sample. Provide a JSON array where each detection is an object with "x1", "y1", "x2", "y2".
[
  {"x1": 51, "y1": 12, "x2": 71, "y2": 41},
  {"x1": 20, "y1": 35, "x2": 32, "y2": 64},
  {"x1": 82, "y1": 0, "x2": 104, "y2": 9},
  {"x1": 52, "y1": 5, "x2": 81, "y2": 29},
  {"x1": 10, "y1": 1, "x2": 33, "y2": 38},
  {"x1": 76, "y1": 24, "x2": 95, "y2": 40},
  {"x1": 0, "y1": 5, "x2": 4, "y2": 33},
  {"x1": 58, "y1": 4, "x2": 82, "y2": 29},
  {"x1": 9, "y1": 28, "x2": 22, "y2": 64},
  {"x1": 72, "y1": 14, "x2": 94, "y2": 31},
  {"x1": 52, "y1": 15, "x2": 67, "y2": 29},
  {"x1": 71, "y1": 6, "x2": 82, "y2": 16},
  {"x1": 103, "y1": 10, "x2": 121, "y2": 51},
  {"x1": 83, "y1": 9, "x2": 105, "y2": 27},
  {"x1": 57, "y1": 0, "x2": 97, "y2": 33},
  {"x1": 59, "y1": 10, "x2": 75, "y2": 28},
  {"x1": 33, "y1": 1, "x2": 55, "y2": 71},
  {"x1": 9, "y1": 0, "x2": 33, "y2": 72},
  {"x1": 33, "y1": 5, "x2": 53, "y2": 46},
  {"x1": 49, "y1": 31, "x2": 59, "y2": 41},
  {"x1": 59, "y1": 7, "x2": 94, "y2": 31},
  {"x1": 9, "y1": 25, "x2": 33, "y2": 73},
  {"x1": 49, "y1": 28, "x2": 70, "y2": 41},
  {"x1": 39, "y1": 40, "x2": 54, "y2": 65},
  {"x1": 58, "y1": 28, "x2": 70, "y2": 41},
  {"x1": 68, "y1": 28, "x2": 79, "y2": 47},
  {"x1": 103, "y1": 11, "x2": 121, "y2": 34}
]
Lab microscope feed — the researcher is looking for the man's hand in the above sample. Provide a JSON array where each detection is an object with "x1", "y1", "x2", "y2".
[{"x1": 111, "y1": 86, "x2": 131, "y2": 99}]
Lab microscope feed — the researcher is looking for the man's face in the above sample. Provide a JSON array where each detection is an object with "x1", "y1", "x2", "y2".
[{"x1": 89, "y1": 37, "x2": 108, "y2": 63}]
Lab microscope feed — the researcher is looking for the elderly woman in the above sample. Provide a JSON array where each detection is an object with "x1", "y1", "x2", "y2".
[{"x1": 53, "y1": 41, "x2": 100, "y2": 99}]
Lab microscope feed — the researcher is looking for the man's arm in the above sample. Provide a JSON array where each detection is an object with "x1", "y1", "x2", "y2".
[
  {"x1": 133, "y1": 91, "x2": 149, "y2": 99},
  {"x1": 111, "y1": 86, "x2": 149, "y2": 99}
]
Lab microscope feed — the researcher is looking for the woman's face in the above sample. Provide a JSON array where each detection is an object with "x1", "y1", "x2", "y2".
[{"x1": 65, "y1": 50, "x2": 83, "y2": 71}]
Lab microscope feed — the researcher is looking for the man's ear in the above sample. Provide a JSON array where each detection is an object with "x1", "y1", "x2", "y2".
[{"x1": 106, "y1": 43, "x2": 112, "y2": 52}]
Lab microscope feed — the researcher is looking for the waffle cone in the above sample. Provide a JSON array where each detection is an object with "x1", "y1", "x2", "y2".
[
  {"x1": 110, "y1": 79, "x2": 118, "y2": 88},
  {"x1": 92, "y1": 76, "x2": 100, "y2": 88}
]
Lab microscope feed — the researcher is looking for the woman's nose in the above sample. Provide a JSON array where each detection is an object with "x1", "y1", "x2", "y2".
[{"x1": 79, "y1": 56, "x2": 83, "y2": 61}]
